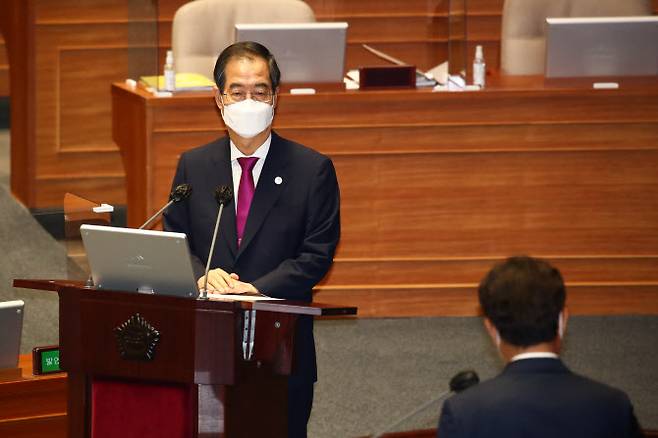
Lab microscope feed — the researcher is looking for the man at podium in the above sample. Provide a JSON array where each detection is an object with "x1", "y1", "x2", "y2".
[{"x1": 163, "y1": 41, "x2": 341, "y2": 438}]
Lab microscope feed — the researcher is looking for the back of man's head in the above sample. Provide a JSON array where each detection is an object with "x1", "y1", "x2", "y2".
[{"x1": 478, "y1": 256, "x2": 566, "y2": 348}]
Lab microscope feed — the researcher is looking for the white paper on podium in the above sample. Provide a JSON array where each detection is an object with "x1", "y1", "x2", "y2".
[{"x1": 206, "y1": 293, "x2": 284, "y2": 302}]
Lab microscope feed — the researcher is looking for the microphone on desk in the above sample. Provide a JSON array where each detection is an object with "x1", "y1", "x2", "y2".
[
  {"x1": 371, "y1": 370, "x2": 479, "y2": 438},
  {"x1": 200, "y1": 185, "x2": 233, "y2": 300},
  {"x1": 139, "y1": 183, "x2": 193, "y2": 229}
]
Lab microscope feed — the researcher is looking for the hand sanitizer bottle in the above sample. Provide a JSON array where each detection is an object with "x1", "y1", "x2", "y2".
[
  {"x1": 473, "y1": 45, "x2": 486, "y2": 89},
  {"x1": 164, "y1": 50, "x2": 176, "y2": 92}
]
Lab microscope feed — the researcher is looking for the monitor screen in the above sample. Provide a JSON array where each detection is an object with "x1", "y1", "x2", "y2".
[
  {"x1": 545, "y1": 16, "x2": 658, "y2": 78},
  {"x1": 235, "y1": 22, "x2": 348, "y2": 83},
  {"x1": 0, "y1": 300, "x2": 24, "y2": 369}
]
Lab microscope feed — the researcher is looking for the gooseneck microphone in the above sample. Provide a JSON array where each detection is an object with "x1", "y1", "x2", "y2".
[
  {"x1": 139, "y1": 183, "x2": 193, "y2": 230},
  {"x1": 371, "y1": 370, "x2": 479, "y2": 438},
  {"x1": 201, "y1": 185, "x2": 233, "y2": 300}
]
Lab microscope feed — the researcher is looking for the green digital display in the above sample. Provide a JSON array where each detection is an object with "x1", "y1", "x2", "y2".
[{"x1": 40, "y1": 348, "x2": 61, "y2": 373}]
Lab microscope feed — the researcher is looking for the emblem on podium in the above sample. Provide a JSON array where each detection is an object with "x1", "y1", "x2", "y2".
[{"x1": 114, "y1": 313, "x2": 160, "y2": 361}]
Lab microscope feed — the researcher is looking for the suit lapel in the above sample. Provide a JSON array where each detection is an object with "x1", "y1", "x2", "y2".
[
  {"x1": 237, "y1": 134, "x2": 290, "y2": 257},
  {"x1": 211, "y1": 138, "x2": 238, "y2": 259}
]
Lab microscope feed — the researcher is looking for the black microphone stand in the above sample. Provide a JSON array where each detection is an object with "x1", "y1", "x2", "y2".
[
  {"x1": 371, "y1": 370, "x2": 479, "y2": 438},
  {"x1": 200, "y1": 185, "x2": 233, "y2": 300}
]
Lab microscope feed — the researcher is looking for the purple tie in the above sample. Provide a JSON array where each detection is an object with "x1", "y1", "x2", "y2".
[{"x1": 236, "y1": 157, "x2": 259, "y2": 247}]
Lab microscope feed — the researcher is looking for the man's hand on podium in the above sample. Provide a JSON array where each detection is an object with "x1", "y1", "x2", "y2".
[
  {"x1": 227, "y1": 280, "x2": 260, "y2": 296},
  {"x1": 198, "y1": 268, "x2": 260, "y2": 295},
  {"x1": 198, "y1": 267, "x2": 238, "y2": 292}
]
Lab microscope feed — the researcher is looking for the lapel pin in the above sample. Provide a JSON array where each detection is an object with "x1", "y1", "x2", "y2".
[{"x1": 274, "y1": 176, "x2": 283, "y2": 185}]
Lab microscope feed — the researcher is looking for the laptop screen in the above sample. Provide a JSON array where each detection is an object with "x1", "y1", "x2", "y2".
[{"x1": 80, "y1": 225, "x2": 199, "y2": 298}]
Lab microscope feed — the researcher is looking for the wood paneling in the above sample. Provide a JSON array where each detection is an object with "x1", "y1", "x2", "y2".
[
  {"x1": 3, "y1": 0, "x2": 508, "y2": 209},
  {"x1": 113, "y1": 78, "x2": 658, "y2": 317},
  {"x1": 0, "y1": 33, "x2": 8, "y2": 97},
  {"x1": 0, "y1": 415, "x2": 66, "y2": 438},
  {"x1": 0, "y1": 355, "x2": 67, "y2": 438},
  {"x1": 308, "y1": 0, "x2": 503, "y2": 71},
  {"x1": 58, "y1": 47, "x2": 128, "y2": 151},
  {"x1": 323, "y1": 256, "x2": 658, "y2": 286},
  {"x1": 314, "y1": 284, "x2": 658, "y2": 317}
]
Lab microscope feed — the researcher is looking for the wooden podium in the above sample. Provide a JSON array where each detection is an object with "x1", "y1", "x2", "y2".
[{"x1": 14, "y1": 279, "x2": 356, "y2": 438}]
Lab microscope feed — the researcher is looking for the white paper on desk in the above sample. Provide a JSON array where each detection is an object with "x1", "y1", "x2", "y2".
[
  {"x1": 344, "y1": 70, "x2": 360, "y2": 90},
  {"x1": 206, "y1": 293, "x2": 283, "y2": 302}
]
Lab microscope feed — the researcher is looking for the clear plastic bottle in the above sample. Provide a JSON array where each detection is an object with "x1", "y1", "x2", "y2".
[
  {"x1": 473, "y1": 45, "x2": 486, "y2": 89},
  {"x1": 164, "y1": 50, "x2": 176, "y2": 92}
]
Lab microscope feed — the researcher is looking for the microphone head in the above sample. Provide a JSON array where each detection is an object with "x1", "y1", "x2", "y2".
[
  {"x1": 214, "y1": 185, "x2": 233, "y2": 206},
  {"x1": 449, "y1": 370, "x2": 480, "y2": 393},
  {"x1": 170, "y1": 184, "x2": 192, "y2": 203}
]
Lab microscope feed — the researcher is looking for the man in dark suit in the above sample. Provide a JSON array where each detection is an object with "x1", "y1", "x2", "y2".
[
  {"x1": 163, "y1": 41, "x2": 340, "y2": 438},
  {"x1": 437, "y1": 256, "x2": 642, "y2": 438}
]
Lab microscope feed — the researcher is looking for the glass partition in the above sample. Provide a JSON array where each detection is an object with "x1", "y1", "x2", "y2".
[
  {"x1": 63, "y1": 193, "x2": 113, "y2": 280},
  {"x1": 448, "y1": 0, "x2": 468, "y2": 80},
  {"x1": 127, "y1": 0, "x2": 160, "y2": 83}
]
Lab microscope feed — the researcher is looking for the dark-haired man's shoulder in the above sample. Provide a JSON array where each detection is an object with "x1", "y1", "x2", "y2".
[{"x1": 439, "y1": 361, "x2": 642, "y2": 438}]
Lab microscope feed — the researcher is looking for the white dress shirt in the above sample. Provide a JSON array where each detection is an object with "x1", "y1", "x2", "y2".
[
  {"x1": 511, "y1": 352, "x2": 559, "y2": 362},
  {"x1": 229, "y1": 134, "x2": 271, "y2": 213}
]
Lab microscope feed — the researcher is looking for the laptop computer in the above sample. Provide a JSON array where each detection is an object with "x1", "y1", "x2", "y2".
[
  {"x1": 80, "y1": 224, "x2": 199, "y2": 298},
  {"x1": 0, "y1": 300, "x2": 24, "y2": 369},
  {"x1": 545, "y1": 16, "x2": 658, "y2": 78},
  {"x1": 235, "y1": 22, "x2": 348, "y2": 83}
]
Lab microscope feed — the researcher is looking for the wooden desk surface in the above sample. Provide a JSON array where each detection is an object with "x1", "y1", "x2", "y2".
[
  {"x1": 112, "y1": 77, "x2": 658, "y2": 317},
  {"x1": 0, "y1": 355, "x2": 67, "y2": 437}
]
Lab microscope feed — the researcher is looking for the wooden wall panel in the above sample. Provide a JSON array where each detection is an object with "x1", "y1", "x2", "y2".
[
  {"x1": 5, "y1": 0, "x2": 507, "y2": 209},
  {"x1": 278, "y1": 122, "x2": 658, "y2": 154},
  {"x1": 338, "y1": 16, "x2": 447, "y2": 42},
  {"x1": 332, "y1": 150, "x2": 658, "y2": 258},
  {"x1": 307, "y1": 0, "x2": 503, "y2": 70},
  {"x1": 58, "y1": 47, "x2": 127, "y2": 151},
  {"x1": 2, "y1": 0, "x2": 169, "y2": 209},
  {"x1": 314, "y1": 284, "x2": 658, "y2": 317},
  {"x1": 304, "y1": 0, "x2": 446, "y2": 15},
  {"x1": 0, "y1": 355, "x2": 67, "y2": 438},
  {"x1": 0, "y1": 33, "x2": 8, "y2": 97},
  {"x1": 323, "y1": 257, "x2": 658, "y2": 286}
]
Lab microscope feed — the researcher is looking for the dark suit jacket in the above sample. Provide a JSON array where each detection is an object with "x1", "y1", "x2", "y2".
[
  {"x1": 163, "y1": 132, "x2": 340, "y2": 381},
  {"x1": 438, "y1": 358, "x2": 642, "y2": 438}
]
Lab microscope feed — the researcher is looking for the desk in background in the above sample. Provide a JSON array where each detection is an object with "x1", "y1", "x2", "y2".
[
  {"x1": 112, "y1": 77, "x2": 658, "y2": 317},
  {"x1": 0, "y1": 0, "x2": 505, "y2": 208}
]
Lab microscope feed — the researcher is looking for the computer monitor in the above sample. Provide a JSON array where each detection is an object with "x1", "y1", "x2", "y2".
[
  {"x1": 0, "y1": 300, "x2": 24, "y2": 369},
  {"x1": 80, "y1": 224, "x2": 199, "y2": 298},
  {"x1": 545, "y1": 16, "x2": 658, "y2": 78},
  {"x1": 235, "y1": 22, "x2": 348, "y2": 83}
]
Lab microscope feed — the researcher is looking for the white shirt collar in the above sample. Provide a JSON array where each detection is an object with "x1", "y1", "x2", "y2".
[
  {"x1": 229, "y1": 133, "x2": 271, "y2": 162},
  {"x1": 511, "y1": 352, "x2": 559, "y2": 362}
]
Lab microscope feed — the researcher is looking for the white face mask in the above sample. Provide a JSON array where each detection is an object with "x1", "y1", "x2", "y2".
[{"x1": 221, "y1": 98, "x2": 274, "y2": 139}]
